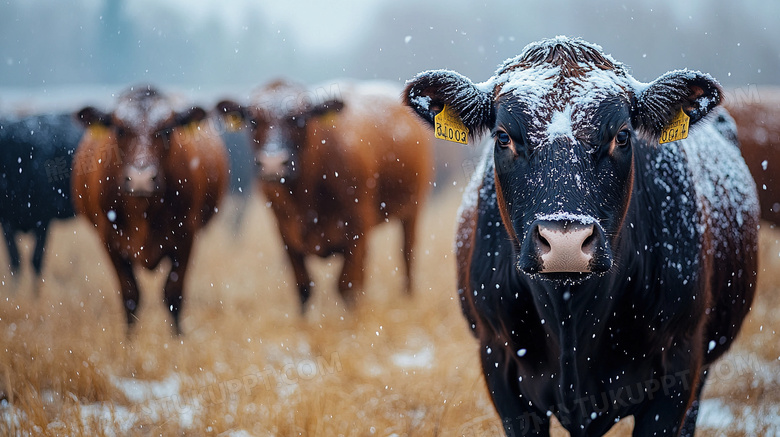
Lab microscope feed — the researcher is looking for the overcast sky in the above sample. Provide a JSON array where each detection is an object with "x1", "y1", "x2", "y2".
[{"x1": 0, "y1": 0, "x2": 778, "y2": 111}]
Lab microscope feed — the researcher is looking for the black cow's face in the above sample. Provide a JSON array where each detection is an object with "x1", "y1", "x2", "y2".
[
  {"x1": 217, "y1": 80, "x2": 343, "y2": 183},
  {"x1": 490, "y1": 91, "x2": 634, "y2": 281},
  {"x1": 405, "y1": 37, "x2": 722, "y2": 283},
  {"x1": 77, "y1": 85, "x2": 206, "y2": 197}
]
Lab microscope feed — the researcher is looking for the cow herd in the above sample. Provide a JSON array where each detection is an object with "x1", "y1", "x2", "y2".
[
  {"x1": 0, "y1": 36, "x2": 777, "y2": 436},
  {"x1": 1, "y1": 81, "x2": 433, "y2": 334}
]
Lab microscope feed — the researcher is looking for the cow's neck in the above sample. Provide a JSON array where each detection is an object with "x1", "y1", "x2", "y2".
[{"x1": 549, "y1": 283, "x2": 584, "y2": 423}]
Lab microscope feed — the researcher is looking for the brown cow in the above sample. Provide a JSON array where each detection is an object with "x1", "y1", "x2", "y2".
[
  {"x1": 217, "y1": 80, "x2": 433, "y2": 311},
  {"x1": 724, "y1": 88, "x2": 780, "y2": 226},
  {"x1": 72, "y1": 85, "x2": 229, "y2": 334}
]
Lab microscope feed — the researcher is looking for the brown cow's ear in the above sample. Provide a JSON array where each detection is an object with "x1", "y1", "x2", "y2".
[
  {"x1": 632, "y1": 69, "x2": 722, "y2": 138},
  {"x1": 175, "y1": 106, "x2": 207, "y2": 126},
  {"x1": 308, "y1": 99, "x2": 344, "y2": 118},
  {"x1": 75, "y1": 106, "x2": 112, "y2": 128},
  {"x1": 403, "y1": 69, "x2": 495, "y2": 141}
]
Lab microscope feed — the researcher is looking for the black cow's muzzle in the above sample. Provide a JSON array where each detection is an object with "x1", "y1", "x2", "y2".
[{"x1": 517, "y1": 215, "x2": 612, "y2": 276}]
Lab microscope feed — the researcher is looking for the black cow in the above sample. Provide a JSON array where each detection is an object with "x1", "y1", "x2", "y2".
[
  {"x1": 217, "y1": 116, "x2": 254, "y2": 235},
  {"x1": 404, "y1": 37, "x2": 759, "y2": 436},
  {"x1": 0, "y1": 113, "x2": 84, "y2": 289}
]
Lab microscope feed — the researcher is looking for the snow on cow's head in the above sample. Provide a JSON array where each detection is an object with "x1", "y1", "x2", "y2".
[
  {"x1": 404, "y1": 36, "x2": 723, "y2": 282},
  {"x1": 76, "y1": 85, "x2": 207, "y2": 197},
  {"x1": 216, "y1": 79, "x2": 344, "y2": 183}
]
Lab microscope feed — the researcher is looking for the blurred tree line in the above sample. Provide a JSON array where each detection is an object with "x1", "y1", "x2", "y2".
[{"x1": 0, "y1": 0, "x2": 777, "y2": 90}]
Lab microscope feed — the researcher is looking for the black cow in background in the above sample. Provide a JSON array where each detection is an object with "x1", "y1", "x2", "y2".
[
  {"x1": 216, "y1": 116, "x2": 254, "y2": 235},
  {"x1": 0, "y1": 113, "x2": 84, "y2": 289}
]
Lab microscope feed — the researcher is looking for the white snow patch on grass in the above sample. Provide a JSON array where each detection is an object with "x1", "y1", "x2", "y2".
[
  {"x1": 697, "y1": 398, "x2": 735, "y2": 429},
  {"x1": 0, "y1": 400, "x2": 25, "y2": 429},
  {"x1": 79, "y1": 403, "x2": 137, "y2": 436},
  {"x1": 111, "y1": 373, "x2": 181, "y2": 403},
  {"x1": 391, "y1": 346, "x2": 434, "y2": 369},
  {"x1": 218, "y1": 430, "x2": 257, "y2": 437},
  {"x1": 698, "y1": 398, "x2": 780, "y2": 434}
]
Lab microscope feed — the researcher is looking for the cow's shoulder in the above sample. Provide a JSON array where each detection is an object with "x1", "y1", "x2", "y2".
[{"x1": 680, "y1": 112, "x2": 759, "y2": 243}]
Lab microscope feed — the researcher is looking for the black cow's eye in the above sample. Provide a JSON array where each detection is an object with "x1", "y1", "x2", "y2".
[
  {"x1": 496, "y1": 132, "x2": 511, "y2": 147},
  {"x1": 615, "y1": 129, "x2": 630, "y2": 147}
]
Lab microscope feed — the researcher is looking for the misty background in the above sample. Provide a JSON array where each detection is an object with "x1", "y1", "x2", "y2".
[{"x1": 0, "y1": 0, "x2": 778, "y2": 111}]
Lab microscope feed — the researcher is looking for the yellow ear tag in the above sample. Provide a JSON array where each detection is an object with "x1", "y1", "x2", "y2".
[
  {"x1": 185, "y1": 121, "x2": 199, "y2": 139},
  {"x1": 435, "y1": 105, "x2": 469, "y2": 145},
  {"x1": 659, "y1": 109, "x2": 690, "y2": 144},
  {"x1": 225, "y1": 113, "x2": 242, "y2": 132},
  {"x1": 88, "y1": 124, "x2": 110, "y2": 140}
]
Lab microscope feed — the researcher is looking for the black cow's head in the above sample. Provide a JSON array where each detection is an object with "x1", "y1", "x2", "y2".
[
  {"x1": 76, "y1": 85, "x2": 206, "y2": 197},
  {"x1": 216, "y1": 80, "x2": 344, "y2": 183},
  {"x1": 404, "y1": 36, "x2": 722, "y2": 283}
]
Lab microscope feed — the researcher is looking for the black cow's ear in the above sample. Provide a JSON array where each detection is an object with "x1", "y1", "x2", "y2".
[
  {"x1": 175, "y1": 106, "x2": 207, "y2": 126},
  {"x1": 632, "y1": 70, "x2": 722, "y2": 138},
  {"x1": 308, "y1": 99, "x2": 344, "y2": 118},
  {"x1": 216, "y1": 100, "x2": 248, "y2": 120},
  {"x1": 403, "y1": 69, "x2": 495, "y2": 140},
  {"x1": 75, "y1": 106, "x2": 112, "y2": 128}
]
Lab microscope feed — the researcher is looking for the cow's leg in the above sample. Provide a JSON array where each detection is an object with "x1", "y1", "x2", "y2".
[
  {"x1": 631, "y1": 369, "x2": 697, "y2": 437},
  {"x1": 678, "y1": 370, "x2": 709, "y2": 437},
  {"x1": 107, "y1": 248, "x2": 141, "y2": 331},
  {"x1": 481, "y1": 344, "x2": 550, "y2": 436},
  {"x1": 338, "y1": 229, "x2": 368, "y2": 307},
  {"x1": 164, "y1": 243, "x2": 192, "y2": 336},
  {"x1": 285, "y1": 249, "x2": 312, "y2": 314},
  {"x1": 31, "y1": 224, "x2": 49, "y2": 295},
  {"x1": 400, "y1": 214, "x2": 418, "y2": 295},
  {"x1": 2, "y1": 222, "x2": 20, "y2": 279}
]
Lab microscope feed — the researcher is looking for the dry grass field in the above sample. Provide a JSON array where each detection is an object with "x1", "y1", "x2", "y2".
[{"x1": 0, "y1": 185, "x2": 778, "y2": 436}]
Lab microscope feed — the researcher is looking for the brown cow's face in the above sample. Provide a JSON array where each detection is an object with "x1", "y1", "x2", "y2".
[
  {"x1": 77, "y1": 86, "x2": 206, "y2": 197},
  {"x1": 217, "y1": 80, "x2": 343, "y2": 183},
  {"x1": 246, "y1": 102, "x2": 308, "y2": 183},
  {"x1": 405, "y1": 37, "x2": 722, "y2": 283}
]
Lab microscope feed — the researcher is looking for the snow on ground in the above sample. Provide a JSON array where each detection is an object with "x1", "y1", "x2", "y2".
[
  {"x1": 699, "y1": 398, "x2": 780, "y2": 435},
  {"x1": 76, "y1": 403, "x2": 137, "y2": 436},
  {"x1": 391, "y1": 345, "x2": 434, "y2": 369},
  {"x1": 59, "y1": 374, "x2": 198, "y2": 435},
  {"x1": 111, "y1": 374, "x2": 181, "y2": 404}
]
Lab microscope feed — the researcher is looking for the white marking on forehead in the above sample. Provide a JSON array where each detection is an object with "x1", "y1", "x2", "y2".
[
  {"x1": 114, "y1": 96, "x2": 174, "y2": 129},
  {"x1": 546, "y1": 106, "x2": 574, "y2": 142}
]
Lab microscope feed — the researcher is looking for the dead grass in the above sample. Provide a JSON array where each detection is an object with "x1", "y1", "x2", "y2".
[{"x1": 0, "y1": 188, "x2": 778, "y2": 436}]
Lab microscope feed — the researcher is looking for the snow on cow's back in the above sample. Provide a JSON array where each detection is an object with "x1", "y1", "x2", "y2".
[
  {"x1": 681, "y1": 109, "x2": 759, "y2": 246},
  {"x1": 312, "y1": 79, "x2": 403, "y2": 112},
  {"x1": 342, "y1": 80, "x2": 407, "y2": 124},
  {"x1": 322, "y1": 80, "x2": 422, "y2": 150}
]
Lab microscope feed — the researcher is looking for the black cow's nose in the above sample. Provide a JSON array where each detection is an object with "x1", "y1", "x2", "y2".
[{"x1": 524, "y1": 219, "x2": 610, "y2": 274}]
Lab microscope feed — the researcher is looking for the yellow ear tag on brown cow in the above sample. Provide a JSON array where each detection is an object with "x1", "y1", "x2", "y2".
[
  {"x1": 88, "y1": 124, "x2": 110, "y2": 139},
  {"x1": 659, "y1": 109, "x2": 690, "y2": 144},
  {"x1": 435, "y1": 105, "x2": 469, "y2": 145},
  {"x1": 225, "y1": 113, "x2": 242, "y2": 132}
]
